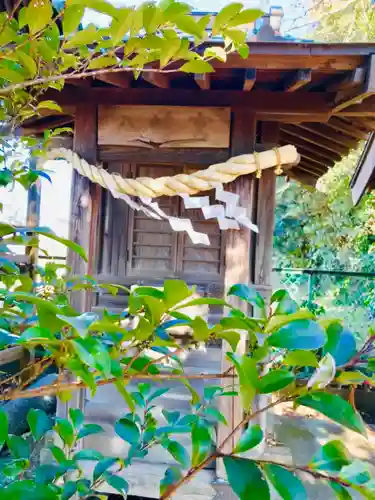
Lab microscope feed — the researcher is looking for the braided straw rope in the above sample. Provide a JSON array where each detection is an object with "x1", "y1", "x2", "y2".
[{"x1": 41, "y1": 144, "x2": 299, "y2": 198}]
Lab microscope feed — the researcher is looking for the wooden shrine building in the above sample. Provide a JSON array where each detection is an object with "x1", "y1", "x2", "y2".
[{"x1": 14, "y1": 7, "x2": 375, "y2": 499}]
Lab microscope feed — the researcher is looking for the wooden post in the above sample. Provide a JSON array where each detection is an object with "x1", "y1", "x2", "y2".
[
  {"x1": 68, "y1": 102, "x2": 99, "y2": 312},
  {"x1": 217, "y1": 110, "x2": 257, "y2": 477},
  {"x1": 255, "y1": 121, "x2": 279, "y2": 297},
  {"x1": 60, "y1": 103, "x2": 100, "y2": 448}
]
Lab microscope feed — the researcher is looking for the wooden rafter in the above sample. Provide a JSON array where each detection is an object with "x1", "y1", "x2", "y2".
[
  {"x1": 284, "y1": 69, "x2": 312, "y2": 92},
  {"x1": 142, "y1": 72, "x2": 169, "y2": 88},
  {"x1": 279, "y1": 132, "x2": 341, "y2": 163},
  {"x1": 243, "y1": 69, "x2": 256, "y2": 91},
  {"x1": 294, "y1": 123, "x2": 358, "y2": 149},
  {"x1": 326, "y1": 67, "x2": 366, "y2": 92},
  {"x1": 325, "y1": 117, "x2": 369, "y2": 141},
  {"x1": 337, "y1": 96, "x2": 375, "y2": 116},
  {"x1": 95, "y1": 72, "x2": 132, "y2": 88},
  {"x1": 333, "y1": 55, "x2": 375, "y2": 113},
  {"x1": 282, "y1": 124, "x2": 349, "y2": 155},
  {"x1": 195, "y1": 73, "x2": 210, "y2": 90}
]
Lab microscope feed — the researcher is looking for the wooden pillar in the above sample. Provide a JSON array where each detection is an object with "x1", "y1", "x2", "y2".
[
  {"x1": 255, "y1": 121, "x2": 279, "y2": 295},
  {"x1": 217, "y1": 110, "x2": 257, "y2": 476},
  {"x1": 68, "y1": 102, "x2": 99, "y2": 312}
]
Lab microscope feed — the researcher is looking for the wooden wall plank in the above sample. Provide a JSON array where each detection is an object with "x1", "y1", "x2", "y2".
[
  {"x1": 217, "y1": 110, "x2": 257, "y2": 476},
  {"x1": 98, "y1": 105, "x2": 231, "y2": 148}
]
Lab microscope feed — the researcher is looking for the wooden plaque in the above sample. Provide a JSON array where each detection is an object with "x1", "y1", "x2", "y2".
[{"x1": 98, "y1": 105, "x2": 230, "y2": 148}]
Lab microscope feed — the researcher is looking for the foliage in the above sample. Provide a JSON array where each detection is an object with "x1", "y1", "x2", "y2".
[
  {"x1": 311, "y1": 0, "x2": 375, "y2": 42},
  {"x1": 0, "y1": 0, "x2": 262, "y2": 131},
  {"x1": 274, "y1": 147, "x2": 375, "y2": 339},
  {"x1": 0, "y1": 224, "x2": 375, "y2": 498}
]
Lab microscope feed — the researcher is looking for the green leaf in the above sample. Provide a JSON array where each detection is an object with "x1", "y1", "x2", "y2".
[
  {"x1": 69, "y1": 408, "x2": 84, "y2": 430},
  {"x1": 323, "y1": 322, "x2": 357, "y2": 367},
  {"x1": 114, "y1": 379, "x2": 136, "y2": 413},
  {"x1": 93, "y1": 457, "x2": 117, "y2": 482},
  {"x1": 3, "y1": 458, "x2": 29, "y2": 478},
  {"x1": 224, "y1": 456, "x2": 270, "y2": 499},
  {"x1": 77, "y1": 423, "x2": 104, "y2": 440},
  {"x1": 25, "y1": 0, "x2": 53, "y2": 34},
  {"x1": 227, "y1": 352, "x2": 258, "y2": 410},
  {"x1": 336, "y1": 371, "x2": 368, "y2": 385},
  {"x1": 62, "y1": 480, "x2": 77, "y2": 500},
  {"x1": 271, "y1": 290, "x2": 299, "y2": 315},
  {"x1": 74, "y1": 449, "x2": 103, "y2": 461},
  {"x1": 63, "y1": 5, "x2": 84, "y2": 34},
  {"x1": 213, "y1": 3, "x2": 243, "y2": 33},
  {"x1": 173, "y1": 296, "x2": 228, "y2": 310},
  {"x1": 258, "y1": 369, "x2": 295, "y2": 394},
  {"x1": 233, "y1": 424, "x2": 263, "y2": 453},
  {"x1": 227, "y1": 8, "x2": 263, "y2": 27},
  {"x1": 330, "y1": 482, "x2": 353, "y2": 499},
  {"x1": 37, "y1": 101, "x2": 62, "y2": 113},
  {"x1": 88, "y1": 55, "x2": 118, "y2": 70},
  {"x1": 18, "y1": 326, "x2": 54, "y2": 343},
  {"x1": 17, "y1": 51, "x2": 37, "y2": 77},
  {"x1": 310, "y1": 440, "x2": 350, "y2": 472},
  {"x1": 63, "y1": 24, "x2": 99, "y2": 49},
  {"x1": 297, "y1": 392, "x2": 367, "y2": 436},
  {"x1": 35, "y1": 464, "x2": 62, "y2": 484},
  {"x1": 115, "y1": 417, "x2": 140, "y2": 444},
  {"x1": 191, "y1": 316, "x2": 210, "y2": 341},
  {"x1": 180, "y1": 59, "x2": 214, "y2": 74},
  {"x1": 217, "y1": 330, "x2": 241, "y2": 351},
  {"x1": 192, "y1": 423, "x2": 212, "y2": 466},
  {"x1": 175, "y1": 15, "x2": 204, "y2": 38},
  {"x1": 27, "y1": 409, "x2": 53, "y2": 441},
  {"x1": 167, "y1": 440, "x2": 190, "y2": 468},
  {"x1": 0, "y1": 67, "x2": 25, "y2": 83},
  {"x1": 7, "y1": 435, "x2": 30, "y2": 459},
  {"x1": 160, "y1": 467, "x2": 183, "y2": 497},
  {"x1": 228, "y1": 284, "x2": 265, "y2": 312},
  {"x1": 267, "y1": 320, "x2": 327, "y2": 350},
  {"x1": 54, "y1": 418, "x2": 75, "y2": 447},
  {"x1": 283, "y1": 350, "x2": 319, "y2": 367},
  {"x1": 265, "y1": 310, "x2": 315, "y2": 334},
  {"x1": 263, "y1": 463, "x2": 307, "y2": 500},
  {"x1": 203, "y1": 46, "x2": 227, "y2": 62},
  {"x1": 164, "y1": 279, "x2": 192, "y2": 308},
  {"x1": 0, "y1": 409, "x2": 8, "y2": 447},
  {"x1": 59, "y1": 312, "x2": 98, "y2": 338},
  {"x1": 104, "y1": 473, "x2": 129, "y2": 495}
]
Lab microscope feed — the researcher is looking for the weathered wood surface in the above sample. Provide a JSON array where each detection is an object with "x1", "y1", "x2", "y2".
[
  {"x1": 98, "y1": 105, "x2": 231, "y2": 148},
  {"x1": 68, "y1": 102, "x2": 98, "y2": 312},
  {"x1": 217, "y1": 111, "x2": 257, "y2": 470}
]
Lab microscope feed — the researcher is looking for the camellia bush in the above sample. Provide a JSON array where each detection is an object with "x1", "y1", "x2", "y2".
[{"x1": 0, "y1": 213, "x2": 375, "y2": 499}]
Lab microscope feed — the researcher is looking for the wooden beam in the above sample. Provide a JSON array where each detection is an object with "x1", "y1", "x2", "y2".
[
  {"x1": 99, "y1": 146, "x2": 230, "y2": 164},
  {"x1": 326, "y1": 117, "x2": 369, "y2": 141},
  {"x1": 295, "y1": 123, "x2": 358, "y2": 149},
  {"x1": 326, "y1": 67, "x2": 366, "y2": 92},
  {"x1": 218, "y1": 110, "x2": 257, "y2": 476},
  {"x1": 142, "y1": 72, "x2": 169, "y2": 88},
  {"x1": 294, "y1": 148, "x2": 334, "y2": 169},
  {"x1": 194, "y1": 73, "x2": 210, "y2": 90},
  {"x1": 289, "y1": 168, "x2": 319, "y2": 187},
  {"x1": 284, "y1": 69, "x2": 312, "y2": 92},
  {"x1": 333, "y1": 55, "x2": 375, "y2": 113},
  {"x1": 335, "y1": 96, "x2": 375, "y2": 116},
  {"x1": 44, "y1": 88, "x2": 334, "y2": 120},
  {"x1": 282, "y1": 124, "x2": 349, "y2": 156},
  {"x1": 280, "y1": 130, "x2": 342, "y2": 162},
  {"x1": 95, "y1": 72, "x2": 131, "y2": 88},
  {"x1": 243, "y1": 69, "x2": 257, "y2": 91},
  {"x1": 299, "y1": 159, "x2": 326, "y2": 175},
  {"x1": 20, "y1": 115, "x2": 74, "y2": 135}
]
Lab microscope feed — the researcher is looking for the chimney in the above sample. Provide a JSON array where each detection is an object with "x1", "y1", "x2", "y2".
[{"x1": 269, "y1": 5, "x2": 284, "y2": 35}]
